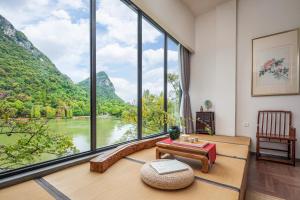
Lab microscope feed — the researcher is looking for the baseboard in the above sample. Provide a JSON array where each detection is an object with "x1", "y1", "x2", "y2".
[{"x1": 249, "y1": 151, "x2": 300, "y2": 161}]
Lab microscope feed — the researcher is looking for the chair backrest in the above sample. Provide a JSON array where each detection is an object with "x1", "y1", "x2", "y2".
[{"x1": 257, "y1": 110, "x2": 292, "y2": 137}]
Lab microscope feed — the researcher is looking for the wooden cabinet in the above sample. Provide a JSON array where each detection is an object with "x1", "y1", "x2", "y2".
[{"x1": 196, "y1": 112, "x2": 215, "y2": 134}]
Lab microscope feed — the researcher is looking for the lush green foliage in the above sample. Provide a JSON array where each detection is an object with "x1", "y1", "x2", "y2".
[
  {"x1": 78, "y1": 71, "x2": 128, "y2": 117},
  {"x1": 0, "y1": 20, "x2": 88, "y2": 118},
  {"x1": 0, "y1": 101, "x2": 78, "y2": 170},
  {"x1": 0, "y1": 15, "x2": 129, "y2": 119},
  {"x1": 122, "y1": 73, "x2": 181, "y2": 134}
]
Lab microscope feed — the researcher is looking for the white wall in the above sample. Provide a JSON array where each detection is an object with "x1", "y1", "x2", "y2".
[
  {"x1": 236, "y1": 0, "x2": 300, "y2": 157},
  {"x1": 132, "y1": 0, "x2": 195, "y2": 52},
  {"x1": 190, "y1": 0, "x2": 236, "y2": 136},
  {"x1": 190, "y1": 10, "x2": 217, "y2": 120},
  {"x1": 215, "y1": 0, "x2": 236, "y2": 136}
]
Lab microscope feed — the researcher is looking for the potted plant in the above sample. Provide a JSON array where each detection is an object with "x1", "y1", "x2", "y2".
[
  {"x1": 164, "y1": 112, "x2": 180, "y2": 140},
  {"x1": 168, "y1": 125, "x2": 180, "y2": 140},
  {"x1": 204, "y1": 125, "x2": 213, "y2": 135},
  {"x1": 196, "y1": 117, "x2": 214, "y2": 135},
  {"x1": 204, "y1": 100, "x2": 212, "y2": 111}
]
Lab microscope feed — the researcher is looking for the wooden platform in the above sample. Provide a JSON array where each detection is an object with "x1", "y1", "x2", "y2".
[
  {"x1": 0, "y1": 180, "x2": 54, "y2": 200},
  {"x1": 0, "y1": 135, "x2": 251, "y2": 200}
]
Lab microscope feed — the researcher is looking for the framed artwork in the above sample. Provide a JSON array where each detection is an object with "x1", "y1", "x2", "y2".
[{"x1": 252, "y1": 29, "x2": 300, "y2": 96}]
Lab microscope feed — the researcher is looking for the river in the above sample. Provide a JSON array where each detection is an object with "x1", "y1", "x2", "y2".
[
  {"x1": 0, "y1": 118, "x2": 136, "y2": 152},
  {"x1": 48, "y1": 117, "x2": 136, "y2": 152},
  {"x1": 0, "y1": 118, "x2": 137, "y2": 170}
]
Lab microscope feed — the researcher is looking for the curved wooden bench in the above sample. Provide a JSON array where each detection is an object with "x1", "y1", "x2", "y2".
[{"x1": 90, "y1": 136, "x2": 167, "y2": 173}]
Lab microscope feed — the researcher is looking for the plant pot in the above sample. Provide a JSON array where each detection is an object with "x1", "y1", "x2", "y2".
[{"x1": 168, "y1": 125, "x2": 180, "y2": 140}]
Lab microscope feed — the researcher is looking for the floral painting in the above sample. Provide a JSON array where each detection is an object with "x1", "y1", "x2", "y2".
[
  {"x1": 252, "y1": 29, "x2": 299, "y2": 96},
  {"x1": 259, "y1": 58, "x2": 289, "y2": 80}
]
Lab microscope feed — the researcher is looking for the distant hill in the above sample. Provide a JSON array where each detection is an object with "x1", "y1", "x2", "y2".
[
  {"x1": 0, "y1": 14, "x2": 123, "y2": 117},
  {"x1": 78, "y1": 71, "x2": 123, "y2": 102}
]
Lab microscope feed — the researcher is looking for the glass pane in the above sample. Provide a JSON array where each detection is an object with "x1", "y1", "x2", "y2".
[
  {"x1": 167, "y1": 38, "x2": 180, "y2": 127},
  {"x1": 142, "y1": 18, "x2": 164, "y2": 137},
  {"x1": 96, "y1": 0, "x2": 138, "y2": 147},
  {"x1": 0, "y1": 0, "x2": 90, "y2": 172}
]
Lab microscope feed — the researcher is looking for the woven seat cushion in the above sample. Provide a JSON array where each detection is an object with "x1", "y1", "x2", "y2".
[{"x1": 140, "y1": 160, "x2": 194, "y2": 190}]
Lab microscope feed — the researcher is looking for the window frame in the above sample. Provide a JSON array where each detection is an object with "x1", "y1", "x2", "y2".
[{"x1": 0, "y1": 0, "x2": 180, "y2": 179}]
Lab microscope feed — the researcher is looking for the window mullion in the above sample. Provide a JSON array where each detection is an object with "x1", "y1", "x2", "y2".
[
  {"x1": 137, "y1": 11, "x2": 143, "y2": 140},
  {"x1": 164, "y1": 33, "x2": 168, "y2": 133},
  {"x1": 90, "y1": 0, "x2": 97, "y2": 151}
]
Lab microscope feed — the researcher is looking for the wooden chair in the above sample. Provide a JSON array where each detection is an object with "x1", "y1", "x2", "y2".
[{"x1": 256, "y1": 110, "x2": 297, "y2": 166}]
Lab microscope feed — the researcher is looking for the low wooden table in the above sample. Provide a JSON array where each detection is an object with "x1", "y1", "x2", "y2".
[{"x1": 156, "y1": 140, "x2": 215, "y2": 173}]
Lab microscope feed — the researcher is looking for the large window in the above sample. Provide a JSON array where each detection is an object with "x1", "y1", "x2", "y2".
[
  {"x1": 96, "y1": 0, "x2": 138, "y2": 147},
  {"x1": 0, "y1": 0, "x2": 90, "y2": 171},
  {"x1": 142, "y1": 18, "x2": 164, "y2": 136},
  {"x1": 167, "y1": 38, "x2": 180, "y2": 126},
  {"x1": 0, "y1": 0, "x2": 181, "y2": 177}
]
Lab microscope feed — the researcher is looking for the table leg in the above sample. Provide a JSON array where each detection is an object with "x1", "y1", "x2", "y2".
[
  {"x1": 199, "y1": 157, "x2": 209, "y2": 173},
  {"x1": 156, "y1": 148, "x2": 161, "y2": 159},
  {"x1": 155, "y1": 147, "x2": 210, "y2": 173}
]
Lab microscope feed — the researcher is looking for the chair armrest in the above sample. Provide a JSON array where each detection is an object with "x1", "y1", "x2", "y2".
[{"x1": 290, "y1": 127, "x2": 296, "y2": 140}]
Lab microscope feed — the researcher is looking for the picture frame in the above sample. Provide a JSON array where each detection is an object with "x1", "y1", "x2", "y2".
[{"x1": 252, "y1": 29, "x2": 300, "y2": 96}]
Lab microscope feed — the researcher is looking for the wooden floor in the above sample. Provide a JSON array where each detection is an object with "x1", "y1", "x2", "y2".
[{"x1": 247, "y1": 154, "x2": 300, "y2": 200}]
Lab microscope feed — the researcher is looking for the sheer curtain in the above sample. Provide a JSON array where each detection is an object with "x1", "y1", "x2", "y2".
[{"x1": 179, "y1": 45, "x2": 194, "y2": 134}]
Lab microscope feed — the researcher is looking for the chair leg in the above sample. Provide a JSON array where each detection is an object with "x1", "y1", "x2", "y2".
[
  {"x1": 292, "y1": 140, "x2": 296, "y2": 166},
  {"x1": 288, "y1": 141, "x2": 291, "y2": 160},
  {"x1": 256, "y1": 137, "x2": 260, "y2": 160}
]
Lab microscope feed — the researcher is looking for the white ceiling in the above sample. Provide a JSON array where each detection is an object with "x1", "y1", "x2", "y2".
[{"x1": 181, "y1": 0, "x2": 231, "y2": 16}]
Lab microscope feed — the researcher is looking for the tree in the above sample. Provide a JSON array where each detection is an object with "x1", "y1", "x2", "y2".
[
  {"x1": 0, "y1": 101, "x2": 78, "y2": 171},
  {"x1": 122, "y1": 73, "x2": 181, "y2": 136},
  {"x1": 167, "y1": 73, "x2": 180, "y2": 98},
  {"x1": 122, "y1": 91, "x2": 166, "y2": 135},
  {"x1": 31, "y1": 105, "x2": 41, "y2": 118},
  {"x1": 167, "y1": 73, "x2": 181, "y2": 125},
  {"x1": 44, "y1": 106, "x2": 56, "y2": 119}
]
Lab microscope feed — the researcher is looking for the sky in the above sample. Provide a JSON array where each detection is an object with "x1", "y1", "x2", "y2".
[{"x1": 0, "y1": 0, "x2": 179, "y2": 103}]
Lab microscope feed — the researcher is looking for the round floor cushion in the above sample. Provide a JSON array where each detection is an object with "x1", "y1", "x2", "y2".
[{"x1": 140, "y1": 159, "x2": 194, "y2": 190}]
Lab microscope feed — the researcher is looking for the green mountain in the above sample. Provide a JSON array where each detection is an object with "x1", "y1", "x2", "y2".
[
  {"x1": 78, "y1": 71, "x2": 123, "y2": 102},
  {"x1": 0, "y1": 14, "x2": 123, "y2": 118}
]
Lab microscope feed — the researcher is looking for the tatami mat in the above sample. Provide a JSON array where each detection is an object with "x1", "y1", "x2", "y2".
[
  {"x1": 127, "y1": 147, "x2": 157, "y2": 162},
  {"x1": 189, "y1": 134, "x2": 251, "y2": 146},
  {"x1": 44, "y1": 159, "x2": 239, "y2": 200},
  {"x1": 127, "y1": 147, "x2": 246, "y2": 189},
  {"x1": 201, "y1": 140, "x2": 249, "y2": 159},
  {"x1": 0, "y1": 180, "x2": 54, "y2": 200}
]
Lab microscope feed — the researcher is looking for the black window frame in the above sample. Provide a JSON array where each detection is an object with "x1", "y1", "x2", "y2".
[{"x1": 0, "y1": 0, "x2": 180, "y2": 179}]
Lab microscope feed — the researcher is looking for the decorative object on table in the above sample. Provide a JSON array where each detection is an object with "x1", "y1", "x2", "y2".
[
  {"x1": 256, "y1": 110, "x2": 297, "y2": 166},
  {"x1": 204, "y1": 100, "x2": 212, "y2": 111},
  {"x1": 173, "y1": 140, "x2": 208, "y2": 148},
  {"x1": 196, "y1": 111, "x2": 215, "y2": 135},
  {"x1": 252, "y1": 29, "x2": 300, "y2": 96},
  {"x1": 200, "y1": 106, "x2": 204, "y2": 112},
  {"x1": 180, "y1": 134, "x2": 189, "y2": 142},
  {"x1": 156, "y1": 138, "x2": 217, "y2": 173},
  {"x1": 168, "y1": 125, "x2": 180, "y2": 140},
  {"x1": 140, "y1": 159, "x2": 194, "y2": 190}
]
